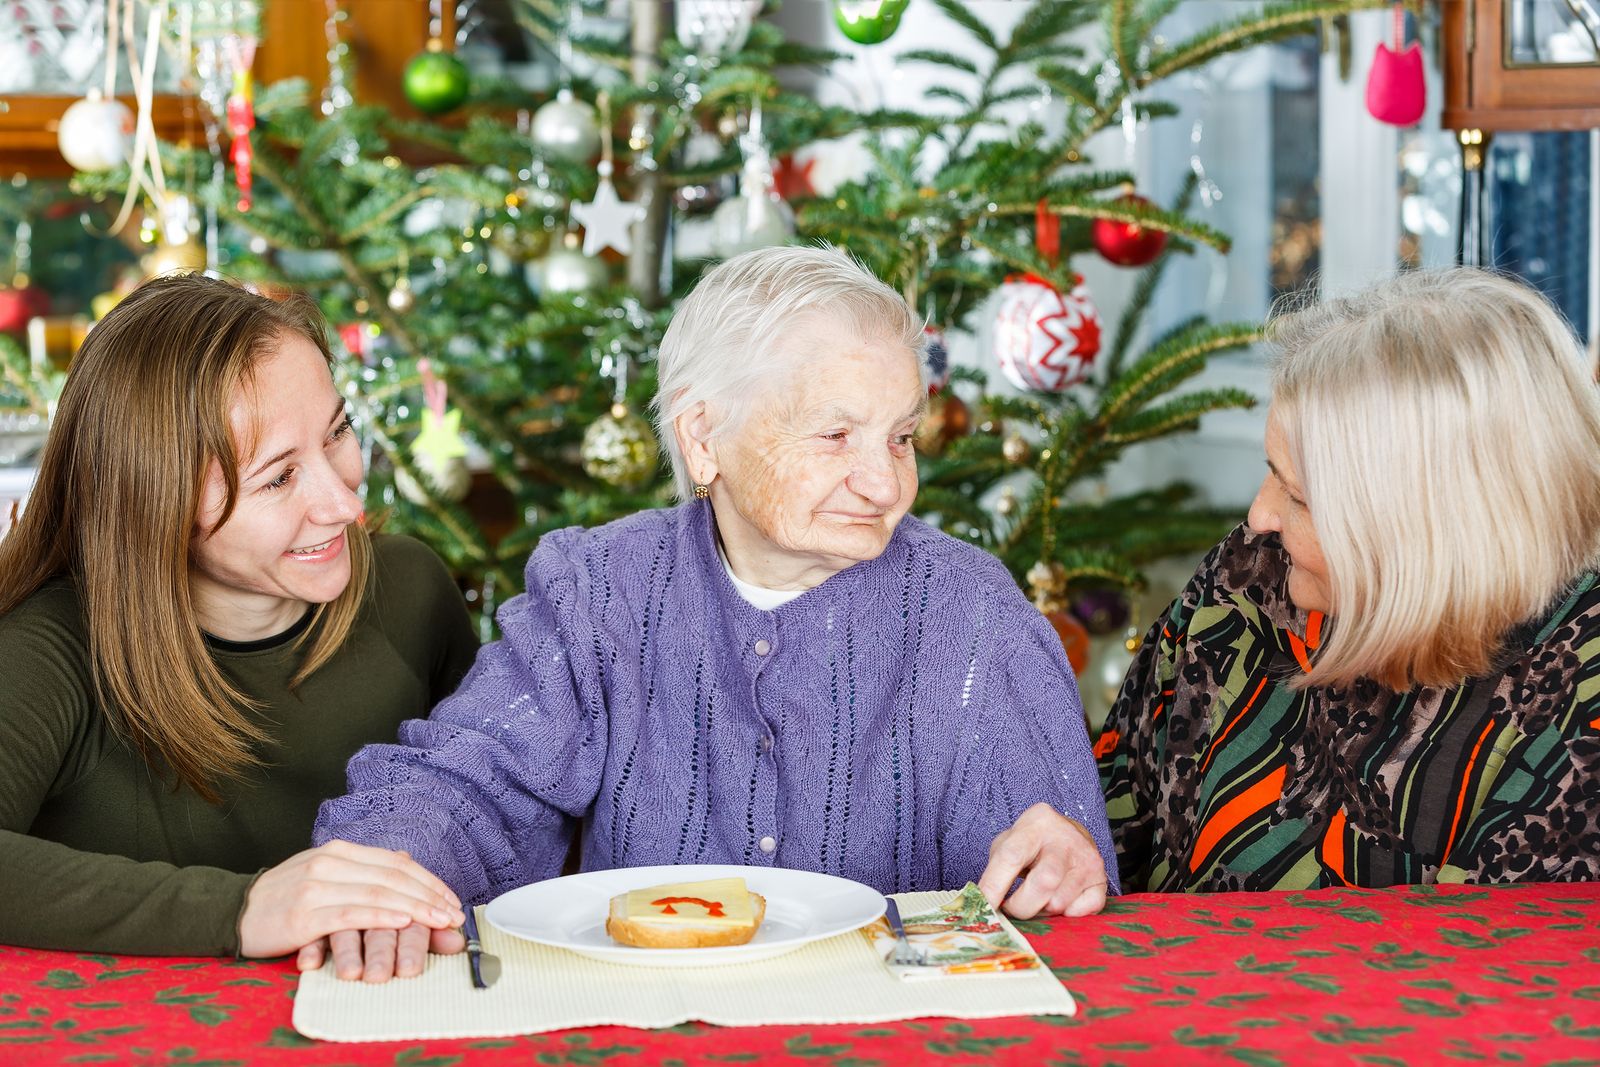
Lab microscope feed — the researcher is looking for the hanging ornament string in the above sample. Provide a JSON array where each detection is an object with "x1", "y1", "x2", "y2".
[
  {"x1": 102, "y1": 0, "x2": 121, "y2": 99},
  {"x1": 558, "y1": 0, "x2": 575, "y2": 88},
  {"x1": 420, "y1": 358, "x2": 447, "y2": 422},
  {"x1": 190, "y1": 6, "x2": 239, "y2": 266},
  {"x1": 571, "y1": 92, "x2": 646, "y2": 256},
  {"x1": 225, "y1": 33, "x2": 257, "y2": 211},
  {"x1": 611, "y1": 350, "x2": 629, "y2": 408},
  {"x1": 529, "y1": 2, "x2": 599, "y2": 165},
  {"x1": 710, "y1": 98, "x2": 794, "y2": 256},
  {"x1": 57, "y1": 0, "x2": 135, "y2": 177},
  {"x1": 1035, "y1": 199, "x2": 1061, "y2": 269},
  {"x1": 321, "y1": 0, "x2": 353, "y2": 116},
  {"x1": 1118, "y1": 43, "x2": 1150, "y2": 171},
  {"x1": 582, "y1": 351, "x2": 660, "y2": 491},
  {"x1": 1365, "y1": 1, "x2": 1425, "y2": 126},
  {"x1": 102, "y1": 1, "x2": 172, "y2": 237},
  {"x1": 1189, "y1": 118, "x2": 1223, "y2": 208},
  {"x1": 1119, "y1": 96, "x2": 1138, "y2": 168}
]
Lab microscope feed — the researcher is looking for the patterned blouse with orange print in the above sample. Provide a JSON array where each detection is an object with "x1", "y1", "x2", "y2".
[{"x1": 1097, "y1": 524, "x2": 1600, "y2": 893}]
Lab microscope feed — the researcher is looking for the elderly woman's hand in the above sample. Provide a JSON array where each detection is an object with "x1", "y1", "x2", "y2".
[
  {"x1": 977, "y1": 803, "x2": 1109, "y2": 919},
  {"x1": 298, "y1": 922, "x2": 466, "y2": 982}
]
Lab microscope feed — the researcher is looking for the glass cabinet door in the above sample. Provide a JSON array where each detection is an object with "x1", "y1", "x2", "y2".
[{"x1": 1504, "y1": 0, "x2": 1600, "y2": 67}]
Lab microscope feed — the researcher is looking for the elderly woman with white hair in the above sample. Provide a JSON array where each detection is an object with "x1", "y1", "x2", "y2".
[
  {"x1": 1098, "y1": 267, "x2": 1600, "y2": 893},
  {"x1": 313, "y1": 244, "x2": 1115, "y2": 981}
]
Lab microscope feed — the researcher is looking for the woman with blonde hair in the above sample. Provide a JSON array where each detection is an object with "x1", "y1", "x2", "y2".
[
  {"x1": 0, "y1": 274, "x2": 475, "y2": 969},
  {"x1": 1098, "y1": 267, "x2": 1600, "y2": 892}
]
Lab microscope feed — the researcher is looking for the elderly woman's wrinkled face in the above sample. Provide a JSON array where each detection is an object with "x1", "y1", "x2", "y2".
[
  {"x1": 1248, "y1": 410, "x2": 1331, "y2": 615},
  {"x1": 713, "y1": 327, "x2": 924, "y2": 577}
]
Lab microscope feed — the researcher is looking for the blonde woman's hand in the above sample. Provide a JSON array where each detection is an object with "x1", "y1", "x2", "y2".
[
  {"x1": 238, "y1": 840, "x2": 464, "y2": 959},
  {"x1": 977, "y1": 803, "x2": 1109, "y2": 919},
  {"x1": 298, "y1": 922, "x2": 467, "y2": 981}
]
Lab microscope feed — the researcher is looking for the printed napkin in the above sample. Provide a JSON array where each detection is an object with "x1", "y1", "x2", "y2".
[{"x1": 862, "y1": 883, "x2": 1041, "y2": 980}]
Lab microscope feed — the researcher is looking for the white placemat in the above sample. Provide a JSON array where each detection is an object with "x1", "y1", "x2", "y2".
[{"x1": 292, "y1": 890, "x2": 1076, "y2": 1042}]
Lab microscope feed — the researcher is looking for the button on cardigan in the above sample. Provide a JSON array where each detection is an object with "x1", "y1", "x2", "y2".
[{"x1": 315, "y1": 500, "x2": 1117, "y2": 904}]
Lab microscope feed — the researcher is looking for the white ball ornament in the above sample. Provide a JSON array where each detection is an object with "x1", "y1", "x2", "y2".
[
  {"x1": 675, "y1": 0, "x2": 761, "y2": 56},
  {"x1": 395, "y1": 457, "x2": 471, "y2": 504},
  {"x1": 532, "y1": 238, "x2": 608, "y2": 297},
  {"x1": 992, "y1": 274, "x2": 1102, "y2": 393},
  {"x1": 710, "y1": 192, "x2": 794, "y2": 258},
  {"x1": 531, "y1": 88, "x2": 601, "y2": 164},
  {"x1": 58, "y1": 90, "x2": 134, "y2": 173}
]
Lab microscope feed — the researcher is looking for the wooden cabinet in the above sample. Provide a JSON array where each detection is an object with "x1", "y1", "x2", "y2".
[
  {"x1": 0, "y1": 0, "x2": 440, "y2": 178},
  {"x1": 1441, "y1": 0, "x2": 1600, "y2": 131}
]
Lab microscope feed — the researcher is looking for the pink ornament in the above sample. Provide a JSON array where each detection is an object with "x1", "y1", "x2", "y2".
[
  {"x1": 992, "y1": 274, "x2": 1101, "y2": 392},
  {"x1": 1366, "y1": 5, "x2": 1425, "y2": 127}
]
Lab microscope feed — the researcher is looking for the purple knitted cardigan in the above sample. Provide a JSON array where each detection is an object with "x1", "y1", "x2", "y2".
[{"x1": 314, "y1": 500, "x2": 1118, "y2": 904}]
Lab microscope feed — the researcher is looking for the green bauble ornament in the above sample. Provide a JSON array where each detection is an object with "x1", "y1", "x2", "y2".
[
  {"x1": 833, "y1": 0, "x2": 909, "y2": 44},
  {"x1": 582, "y1": 403, "x2": 660, "y2": 490},
  {"x1": 404, "y1": 40, "x2": 470, "y2": 115}
]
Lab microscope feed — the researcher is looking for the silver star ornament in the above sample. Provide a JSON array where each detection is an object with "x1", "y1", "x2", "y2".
[{"x1": 571, "y1": 176, "x2": 646, "y2": 257}]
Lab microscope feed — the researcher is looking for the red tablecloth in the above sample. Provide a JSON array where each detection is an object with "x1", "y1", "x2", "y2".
[{"x1": 3, "y1": 883, "x2": 1598, "y2": 1065}]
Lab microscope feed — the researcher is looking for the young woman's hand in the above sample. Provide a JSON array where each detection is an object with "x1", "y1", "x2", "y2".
[{"x1": 237, "y1": 840, "x2": 463, "y2": 959}]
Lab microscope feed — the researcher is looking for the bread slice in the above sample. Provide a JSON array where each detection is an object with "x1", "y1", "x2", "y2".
[{"x1": 606, "y1": 883, "x2": 768, "y2": 949}]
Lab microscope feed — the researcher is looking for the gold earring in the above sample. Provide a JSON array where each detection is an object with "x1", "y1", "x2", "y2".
[{"x1": 693, "y1": 484, "x2": 710, "y2": 499}]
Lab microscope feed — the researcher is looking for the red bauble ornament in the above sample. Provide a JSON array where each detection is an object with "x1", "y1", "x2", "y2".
[
  {"x1": 337, "y1": 321, "x2": 368, "y2": 358},
  {"x1": 1092, "y1": 193, "x2": 1168, "y2": 267},
  {"x1": 1046, "y1": 609, "x2": 1092, "y2": 674},
  {"x1": 993, "y1": 274, "x2": 1101, "y2": 392},
  {"x1": 0, "y1": 285, "x2": 50, "y2": 336}
]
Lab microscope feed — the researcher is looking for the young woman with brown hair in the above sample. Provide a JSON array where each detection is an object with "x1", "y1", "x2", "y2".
[{"x1": 0, "y1": 274, "x2": 475, "y2": 972}]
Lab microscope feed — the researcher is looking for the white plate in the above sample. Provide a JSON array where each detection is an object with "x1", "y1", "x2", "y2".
[{"x1": 484, "y1": 863, "x2": 886, "y2": 968}]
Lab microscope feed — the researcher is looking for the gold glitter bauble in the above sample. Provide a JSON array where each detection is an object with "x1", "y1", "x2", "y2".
[
  {"x1": 581, "y1": 405, "x2": 659, "y2": 490},
  {"x1": 141, "y1": 239, "x2": 206, "y2": 278},
  {"x1": 491, "y1": 221, "x2": 552, "y2": 262},
  {"x1": 386, "y1": 278, "x2": 417, "y2": 312},
  {"x1": 1002, "y1": 432, "x2": 1031, "y2": 464}
]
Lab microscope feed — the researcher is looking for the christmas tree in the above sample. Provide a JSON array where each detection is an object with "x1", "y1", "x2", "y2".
[{"x1": 14, "y1": 0, "x2": 1389, "y2": 634}]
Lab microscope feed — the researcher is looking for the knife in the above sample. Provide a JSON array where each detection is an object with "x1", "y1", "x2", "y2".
[{"x1": 462, "y1": 907, "x2": 501, "y2": 990}]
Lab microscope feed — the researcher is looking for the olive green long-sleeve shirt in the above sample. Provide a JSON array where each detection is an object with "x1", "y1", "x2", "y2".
[{"x1": 0, "y1": 534, "x2": 478, "y2": 955}]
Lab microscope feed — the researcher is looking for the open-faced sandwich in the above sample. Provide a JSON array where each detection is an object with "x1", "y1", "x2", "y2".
[{"x1": 606, "y1": 876, "x2": 767, "y2": 949}]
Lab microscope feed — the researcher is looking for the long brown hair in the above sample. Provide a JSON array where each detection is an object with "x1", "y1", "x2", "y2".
[{"x1": 0, "y1": 274, "x2": 373, "y2": 802}]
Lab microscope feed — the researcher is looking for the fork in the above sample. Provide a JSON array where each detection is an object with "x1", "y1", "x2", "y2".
[{"x1": 884, "y1": 898, "x2": 926, "y2": 967}]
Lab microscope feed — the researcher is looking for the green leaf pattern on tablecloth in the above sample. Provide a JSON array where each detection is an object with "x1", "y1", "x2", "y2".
[{"x1": 0, "y1": 884, "x2": 1598, "y2": 1065}]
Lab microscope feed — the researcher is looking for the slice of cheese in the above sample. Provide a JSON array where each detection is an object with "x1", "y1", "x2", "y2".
[{"x1": 622, "y1": 877, "x2": 755, "y2": 927}]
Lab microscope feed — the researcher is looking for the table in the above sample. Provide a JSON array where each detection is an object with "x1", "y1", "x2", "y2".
[{"x1": 3, "y1": 883, "x2": 1597, "y2": 1065}]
